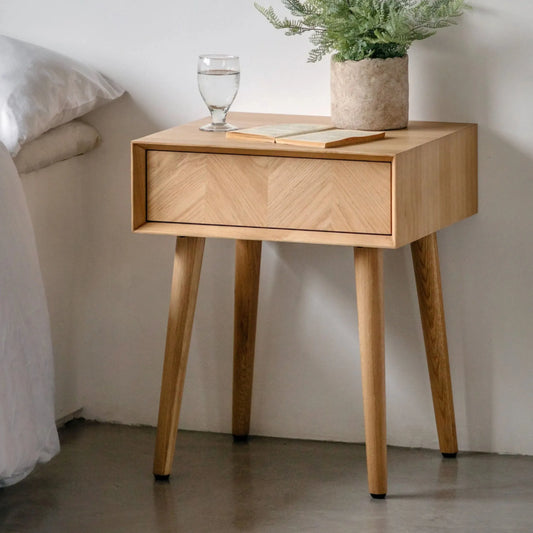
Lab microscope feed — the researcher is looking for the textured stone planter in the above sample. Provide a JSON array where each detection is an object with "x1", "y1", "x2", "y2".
[{"x1": 331, "y1": 56, "x2": 409, "y2": 131}]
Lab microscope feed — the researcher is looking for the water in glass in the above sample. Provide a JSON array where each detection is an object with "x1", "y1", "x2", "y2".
[{"x1": 198, "y1": 55, "x2": 240, "y2": 132}]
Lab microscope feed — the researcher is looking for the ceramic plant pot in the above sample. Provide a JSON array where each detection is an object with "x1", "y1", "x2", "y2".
[{"x1": 331, "y1": 55, "x2": 409, "y2": 131}]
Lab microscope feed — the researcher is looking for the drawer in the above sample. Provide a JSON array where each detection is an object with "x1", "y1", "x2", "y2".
[{"x1": 146, "y1": 151, "x2": 391, "y2": 235}]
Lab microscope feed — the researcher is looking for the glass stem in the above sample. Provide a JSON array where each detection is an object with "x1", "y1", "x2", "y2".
[{"x1": 210, "y1": 108, "x2": 227, "y2": 125}]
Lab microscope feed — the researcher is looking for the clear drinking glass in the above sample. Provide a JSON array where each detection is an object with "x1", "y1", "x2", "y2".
[{"x1": 197, "y1": 54, "x2": 240, "y2": 131}]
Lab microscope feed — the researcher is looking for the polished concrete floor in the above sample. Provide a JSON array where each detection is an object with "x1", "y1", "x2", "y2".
[{"x1": 1, "y1": 421, "x2": 532, "y2": 532}]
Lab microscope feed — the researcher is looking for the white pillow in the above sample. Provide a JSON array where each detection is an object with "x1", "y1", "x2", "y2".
[
  {"x1": 14, "y1": 120, "x2": 100, "y2": 174},
  {"x1": 0, "y1": 34, "x2": 124, "y2": 156}
]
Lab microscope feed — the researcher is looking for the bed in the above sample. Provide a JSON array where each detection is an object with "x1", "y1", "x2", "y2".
[{"x1": 0, "y1": 34, "x2": 123, "y2": 486}]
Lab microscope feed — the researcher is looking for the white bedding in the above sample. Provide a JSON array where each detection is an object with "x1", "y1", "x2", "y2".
[
  {"x1": 0, "y1": 142, "x2": 59, "y2": 487},
  {"x1": 0, "y1": 34, "x2": 123, "y2": 156},
  {"x1": 14, "y1": 120, "x2": 100, "y2": 174}
]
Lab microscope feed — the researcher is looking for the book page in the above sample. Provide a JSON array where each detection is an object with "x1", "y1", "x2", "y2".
[
  {"x1": 229, "y1": 123, "x2": 332, "y2": 139},
  {"x1": 279, "y1": 129, "x2": 383, "y2": 144}
]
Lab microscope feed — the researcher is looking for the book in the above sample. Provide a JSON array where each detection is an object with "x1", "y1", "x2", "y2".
[
  {"x1": 226, "y1": 123, "x2": 332, "y2": 142},
  {"x1": 276, "y1": 128, "x2": 385, "y2": 148},
  {"x1": 226, "y1": 123, "x2": 385, "y2": 148}
]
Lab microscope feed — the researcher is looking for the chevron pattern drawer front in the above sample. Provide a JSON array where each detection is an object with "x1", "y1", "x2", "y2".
[{"x1": 146, "y1": 151, "x2": 391, "y2": 235}]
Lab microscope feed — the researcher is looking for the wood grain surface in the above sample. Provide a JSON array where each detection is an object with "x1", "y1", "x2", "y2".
[
  {"x1": 132, "y1": 114, "x2": 477, "y2": 248},
  {"x1": 232, "y1": 240, "x2": 262, "y2": 438},
  {"x1": 131, "y1": 114, "x2": 478, "y2": 496},
  {"x1": 153, "y1": 237, "x2": 205, "y2": 477},
  {"x1": 134, "y1": 221, "x2": 396, "y2": 248},
  {"x1": 133, "y1": 112, "x2": 475, "y2": 163},
  {"x1": 392, "y1": 124, "x2": 477, "y2": 247},
  {"x1": 131, "y1": 144, "x2": 146, "y2": 230},
  {"x1": 411, "y1": 233, "x2": 458, "y2": 455},
  {"x1": 354, "y1": 247, "x2": 387, "y2": 496},
  {"x1": 146, "y1": 151, "x2": 391, "y2": 235}
]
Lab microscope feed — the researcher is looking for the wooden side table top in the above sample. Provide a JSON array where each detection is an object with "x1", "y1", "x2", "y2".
[{"x1": 132, "y1": 113, "x2": 477, "y2": 249}]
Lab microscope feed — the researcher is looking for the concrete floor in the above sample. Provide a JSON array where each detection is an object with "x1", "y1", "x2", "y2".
[{"x1": 1, "y1": 421, "x2": 532, "y2": 532}]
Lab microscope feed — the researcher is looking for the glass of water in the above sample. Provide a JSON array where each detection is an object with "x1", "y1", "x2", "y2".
[{"x1": 197, "y1": 54, "x2": 240, "y2": 132}]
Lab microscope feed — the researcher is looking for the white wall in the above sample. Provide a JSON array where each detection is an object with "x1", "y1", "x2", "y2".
[{"x1": 2, "y1": 0, "x2": 533, "y2": 454}]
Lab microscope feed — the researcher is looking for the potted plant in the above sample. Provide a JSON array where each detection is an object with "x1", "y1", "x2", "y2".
[{"x1": 255, "y1": 0, "x2": 469, "y2": 130}]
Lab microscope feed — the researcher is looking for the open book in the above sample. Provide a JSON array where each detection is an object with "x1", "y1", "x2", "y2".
[{"x1": 226, "y1": 123, "x2": 385, "y2": 148}]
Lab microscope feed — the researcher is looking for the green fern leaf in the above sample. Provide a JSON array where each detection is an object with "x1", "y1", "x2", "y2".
[{"x1": 255, "y1": 0, "x2": 470, "y2": 62}]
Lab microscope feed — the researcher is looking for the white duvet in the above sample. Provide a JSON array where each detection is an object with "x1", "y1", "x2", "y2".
[{"x1": 0, "y1": 141, "x2": 59, "y2": 486}]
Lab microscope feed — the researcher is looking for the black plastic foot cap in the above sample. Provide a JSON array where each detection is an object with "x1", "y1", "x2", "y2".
[
  {"x1": 370, "y1": 493, "x2": 386, "y2": 500},
  {"x1": 233, "y1": 434, "x2": 248, "y2": 443},
  {"x1": 154, "y1": 474, "x2": 170, "y2": 482},
  {"x1": 442, "y1": 452, "x2": 457, "y2": 459}
]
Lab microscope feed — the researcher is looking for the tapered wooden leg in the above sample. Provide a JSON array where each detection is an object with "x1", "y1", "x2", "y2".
[
  {"x1": 153, "y1": 237, "x2": 205, "y2": 478},
  {"x1": 411, "y1": 233, "x2": 458, "y2": 457},
  {"x1": 232, "y1": 240, "x2": 262, "y2": 441},
  {"x1": 354, "y1": 247, "x2": 387, "y2": 498}
]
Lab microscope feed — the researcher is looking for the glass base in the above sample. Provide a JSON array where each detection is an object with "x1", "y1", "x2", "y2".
[{"x1": 199, "y1": 122, "x2": 238, "y2": 132}]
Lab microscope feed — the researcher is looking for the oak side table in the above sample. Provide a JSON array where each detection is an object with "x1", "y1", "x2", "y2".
[{"x1": 131, "y1": 112, "x2": 477, "y2": 498}]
